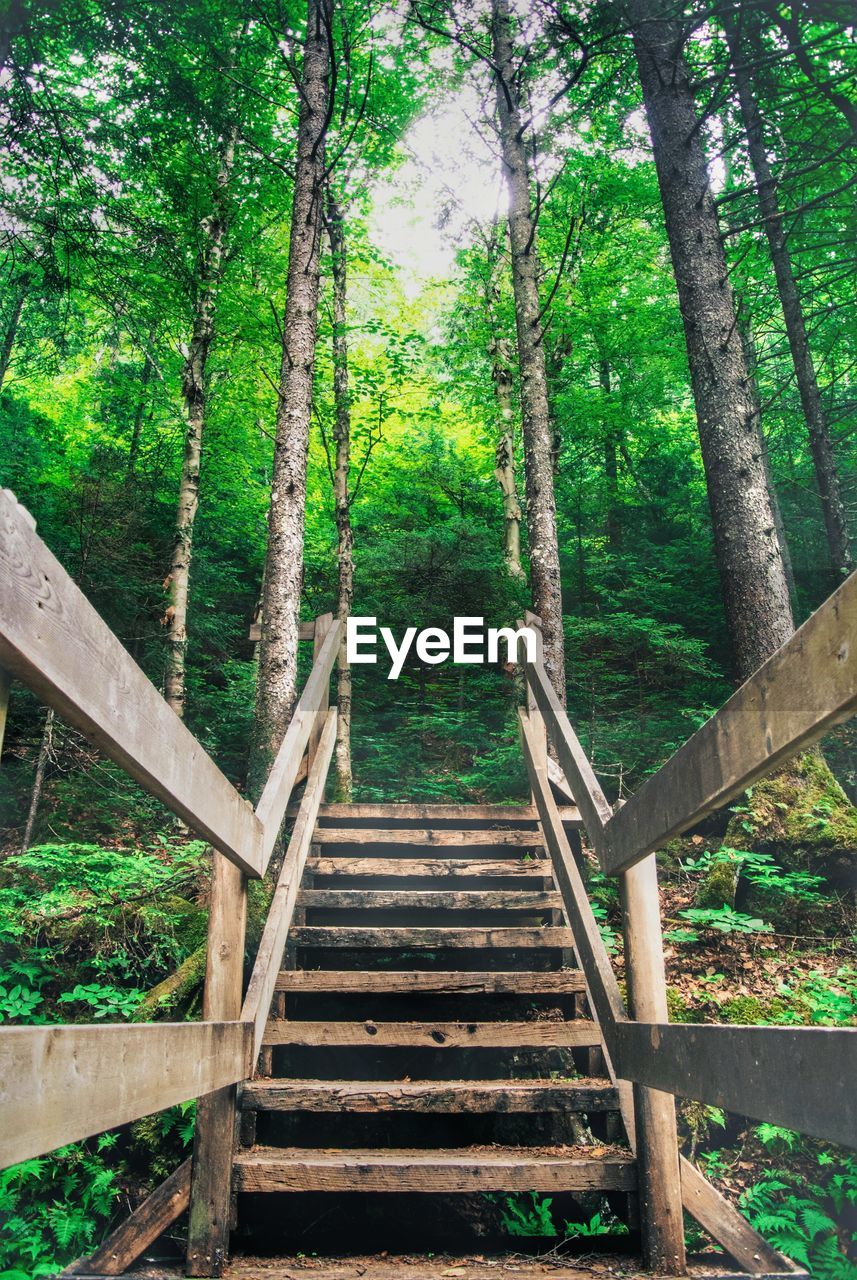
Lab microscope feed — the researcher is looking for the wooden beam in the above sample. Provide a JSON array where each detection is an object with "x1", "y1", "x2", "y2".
[
  {"x1": 186, "y1": 849, "x2": 249, "y2": 1277},
  {"x1": 519, "y1": 711, "x2": 624, "y2": 1037},
  {"x1": 290, "y1": 925, "x2": 573, "y2": 948},
  {"x1": 261, "y1": 1019, "x2": 601, "y2": 1048},
  {"x1": 679, "y1": 1156, "x2": 792, "y2": 1274},
  {"x1": 274, "y1": 969, "x2": 586, "y2": 994},
  {"x1": 255, "y1": 621, "x2": 340, "y2": 874},
  {"x1": 242, "y1": 710, "x2": 336, "y2": 1058},
  {"x1": 295, "y1": 888, "x2": 562, "y2": 910},
  {"x1": 0, "y1": 666, "x2": 10, "y2": 760},
  {"x1": 0, "y1": 489, "x2": 264, "y2": 877},
  {"x1": 233, "y1": 1146, "x2": 637, "y2": 1194},
  {"x1": 0, "y1": 1021, "x2": 251, "y2": 1168},
  {"x1": 308, "y1": 802, "x2": 580, "y2": 824},
  {"x1": 240, "y1": 1080, "x2": 619, "y2": 1113},
  {"x1": 601, "y1": 571, "x2": 857, "y2": 876},
  {"x1": 249, "y1": 619, "x2": 315, "y2": 644},
  {"x1": 613, "y1": 1022, "x2": 857, "y2": 1149},
  {"x1": 524, "y1": 658, "x2": 613, "y2": 850},
  {"x1": 307, "y1": 612, "x2": 333, "y2": 770},
  {"x1": 312, "y1": 827, "x2": 544, "y2": 846},
  {"x1": 306, "y1": 856, "x2": 548, "y2": 878},
  {"x1": 620, "y1": 856, "x2": 686, "y2": 1274},
  {"x1": 64, "y1": 1159, "x2": 191, "y2": 1276}
]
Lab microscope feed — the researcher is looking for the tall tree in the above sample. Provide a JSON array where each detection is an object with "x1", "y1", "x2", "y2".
[
  {"x1": 723, "y1": 8, "x2": 852, "y2": 583},
  {"x1": 491, "y1": 0, "x2": 566, "y2": 698},
  {"x1": 252, "y1": 0, "x2": 332, "y2": 787},
  {"x1": 625, "y1": 0, "x2": 794, "y2": 680},
  {"x1": 326, "y1": 189, "x2": 354, "y2": 801}
]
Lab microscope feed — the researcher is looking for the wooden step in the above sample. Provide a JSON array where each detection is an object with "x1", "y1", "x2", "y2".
[
  {"x1": 312, "y1": 828, "x2": 544, "y2": 847},
  {"x1": 261, "y1": 1019, "x2": 599, "y2": 1047},
  {"x1": 240, "y1": 1078, "x2": 619, "y2": 1113},
  {"x1": 291, "y1": 926, "x2": 572, "y2": 948},
  {"x1": 307, "y1": 857, "x2": 548, "y2": 878},
  {"x1": 296, "y1": 889, "x2": 562, "y2": 911},
  {"x1": 232, "y1": 1145, "x2": 636, "y2": 1193},
  {"x1": 275, "y1": 969, "x2": 586, "y2": 994},
  {"x1": 309, "y1": 802, "x2": 580, "y2": 825}
]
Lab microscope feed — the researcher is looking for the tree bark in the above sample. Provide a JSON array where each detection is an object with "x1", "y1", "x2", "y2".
[
  {"x1": 491, "y1": 0, "x2": 566, "y2": 700},
  {"x1": 252, "y1": 0, "x2": 331, "y2": 792},
  {"x1": 21, "y1": 708, "x2": 53, "y2": 853},
  {"x1": 600, "y1": 360, "x2": 621, "y2": 551},
  {"x1": 326, "y1": 190, "x2": 354, "y2": 802},
  {"x1": 724, "y1": 10, "x2": 852, "y2": 583},
  {"x1": 128, "y1": 341, "x2": 155, "y2": 475},
  {"x1": 0, "y1": 282, "x2": 27, "y2": 393},
  {"x1": 164, "y1": 125, "x2": 238, "y2": 717},
  {"x1": 627, "y1": 0, "x2": 794, "y2": 680}
]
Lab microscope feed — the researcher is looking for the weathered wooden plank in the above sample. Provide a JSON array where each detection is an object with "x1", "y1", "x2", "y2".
[
  {"x1": 0, "y1": 665, "x2": 10, "y2": 760},
  {"x1": 312, "y1": 827, "x2": 544, "y2": 847},
  {"x1": 619, "y1": 855, "x2": 685, "y2": 1273},
  {"x1": 290, "y1": 926, "x2": 573, "y2": 948},
  {"x1": 261, "y1": 1019, "x2": 601, "y2": 1048},
  {"x1": 307, "y1": 612, "x2": 333, "y2": 770},
  {"x1": 679, "y1": 1156, "x2": 792, "y2": 1274},
  {"x1": 233, "y1": 1146, "x2": 636, "y2": 1193},
  {"x1": 307, "y1": 857, "x2": 547, "y2": 878},
  {"x1": 310, "y1": 802, "x2": 580, "y2": 824},
  {"x1": 0, "y1": 1021, "x2": 252, "y2": 1168},
  {"x1": 240, "y1": 1079, "x2": 619, "y2": 1113},
  {"x1": 250, "y1": 619, "x2": 316, "y2": 644},
  {"x1": 524, "y1": 658, "x2": 614, "y2": 851},
  {"x1": 223, "y1": 1260, "x2": 800, "y2": 1280},
  {"x1": 0, "y1": 488, "x2": 264, "y2": 876},
  {"x1": 255, "y1": 620, "x2": 340, "y2": 874},
  {"x1": 613, "y1": 1022, "x2": 857, "y2": 1149},
  {"x1": 519, "y1": 711, "x2": 624, "y2": 1037},
  {"x1": 601, "y1": 571, "x2": 857, "y2": 876},
  {"x1": 274, "y1": 969, "x2": 586, "y2": 994},
  {"x1": 242, "y1": 711, "x2": 337, "y2": 1057},
  {"x1": 296, "y1": 888, "x2": 562, "y2": 911},
  {"x1": 64, "y1": 1159, "x2": 191, "y2": 1276},
  {"x1": 186, "y1": 852, "x2": 248, "y2": 1277}
]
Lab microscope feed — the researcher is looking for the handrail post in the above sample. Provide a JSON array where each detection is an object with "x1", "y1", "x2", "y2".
[
  {"x1": 523, "y1": 612, "x2": 547, "y2": 794},
  {"x1": 619, "y1": 851, "x2": 686, "y2": 1274},
  {"x1": 0, "y1": 667, "x2": 10, "y2": 761},
  {"x1": 307, "y1": 612, "x2": 333, "y2": 771},
  {"x1": 186, "y1": 854, "x2": 248, "y2": 1277}
]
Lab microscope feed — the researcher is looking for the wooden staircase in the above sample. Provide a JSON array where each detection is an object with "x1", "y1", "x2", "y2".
[{"x1": 231, "y1": 802, "x2": 639, "y2": 1248}]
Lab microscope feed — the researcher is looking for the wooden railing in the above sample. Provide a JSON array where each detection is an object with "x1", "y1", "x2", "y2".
[
  {"x1": 520, "y1": 574, "x2": 856, "y2": 1274},
  {"x1": 0, "y1": 488, "x2": 341, "y2": 1273}
]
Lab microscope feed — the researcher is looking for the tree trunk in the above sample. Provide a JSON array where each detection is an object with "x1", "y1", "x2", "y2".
[
  {"x1": 600, "y1": 360, "x2": 621, "y2": 551},
  {"x1": 627, "y1": 0, "x2": 794, "y2": 680},
  {"x1": 491, "y1": 0, "x2": 566, "y2": 701},
  {"x1": 252, "y1": 0, "x2": 331, "y2": 792},
  {"x1": 163, "y1": 126, "x2": 238, "y2": 717},
  {"x1": 0, "y1": 283, "x2": 27, "y2": 393},
  {"x1": 21, "y1": 708, "x2": 53, "y2": 853},
  {"x1": 128, "y1": 341, "x2": 155, "y2": 475},
  {"x1": 490, "y1": 331, "x2": 526, "y2": 579},
  {"x1": 724, "y1": 10, "x2": 852, "y2": 583},
  {"x1": 326, "y1": 190, "x2": 354, "y2": 803}
]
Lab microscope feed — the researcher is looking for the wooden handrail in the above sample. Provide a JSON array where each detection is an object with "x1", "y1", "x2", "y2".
[
  {"x1": 0, "y1": 488, "x2": 264, "y2": 877},
  {"x1": 255, "y1": 621, "x2": 341, "y2": 874},
  {"x1": 519, "y1": 709, "x2": 794, "y2": 1274},
  {"x1": 0, "y1": 1020, "x2": 253, "y2": 1168},
  {"x1": 243, "y1": 707, "x2": 337, "y2": 1056}
]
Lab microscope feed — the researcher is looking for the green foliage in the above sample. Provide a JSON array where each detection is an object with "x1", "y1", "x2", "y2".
[
  {"x1": 0, "y1": 1139, "x2": 121, "y2": 1278},
  {"x1": 677, "y1": 905, "x2": 774, "y2": 936}
]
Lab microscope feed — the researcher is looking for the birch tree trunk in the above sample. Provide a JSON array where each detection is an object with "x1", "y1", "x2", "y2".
[
  {"x1": 163, "y1": 125, "x2": 237, "y2": 717},
  {"x1": 491, "y1": 0, "x2": 566, "y2": 700},
  {"x1": 0, "y1": 282, "x2": 27, "y2": 393},
  {"x1": 600, "y1": 360, "x2": 621, "y2": 551},
  {"x1": 326, "y1": 190, "x2": 354, "y2": 802},
  {"x1": 21, "y1": 708, "x2": 53, "y2": 853},
  {"x1": 724, "y1": 10, "x2": 852, "y2": 583},
  {"x1": 627, "y1": 0, "x2": 794, "y2": 680},
  {"x1": 252, "y1": 0, "x2": 331, "y2": 790}
]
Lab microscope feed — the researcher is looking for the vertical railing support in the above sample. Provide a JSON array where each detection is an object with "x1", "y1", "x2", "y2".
[
  {"x1": 0, "y1": 667, "x2": 11, "y2": 761},
  {"x1": 523, "y1": 612, "x2": 547, "y2": 794},
  {"x1": 307, "y1": 612, "x2": 333, "y2": 771},
  {"x1": 186, "y1": 854, "x2": 248, "y2": 1277},
  {"x1": 620, "y1": 853, "x2": 686, "y2": 1274}
]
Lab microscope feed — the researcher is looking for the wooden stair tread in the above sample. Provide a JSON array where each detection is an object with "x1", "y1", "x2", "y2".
[
  {"x1": 291, "y1": 926, "x2": 573, "y2": 948},
  {"x1": 261, "y1": 1019, "x2": 599, "y2": 1047},
  {"x1": 233, "y1": 1145, "x2": 636, "y2": 1193},
  {"x1": 312, "y1": 828, "x2": 544, "y2": 847},
  {"x1": 308, "y1": 802, "x2": 581, "y2": 824},
  {"x1": 296, "y1": 889, "x2": 562, "y2": 910},
  {"x1": 240, "y1": 1078, "x2": 619, "y2": 1112},
  {"x1": 307, "y1": 857, "x2": 548, "y2": 878},
  {"x1": 275, "y1": 969, "x2": 586, "y2": 993}
]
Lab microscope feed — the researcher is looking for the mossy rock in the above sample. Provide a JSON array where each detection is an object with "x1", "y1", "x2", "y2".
[
  {"x1": 137, "y1": 894, "x2": 207, "y2": 953},
  {"x1": 133, "y1": 943, "x2": 207, "y2": 1020},
  {"x1": 666, "y1": 986, "x2": 696, "y2": 1023},
  {"x1": 694, "y1": 858, "x2": 739, "y2": 910},
  {"x1": 725, "y1": 751, "x2": 857, "y2": 889},
  {"x1": 719, "y1": 994, "x2": 792, "y2": 1025}
]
